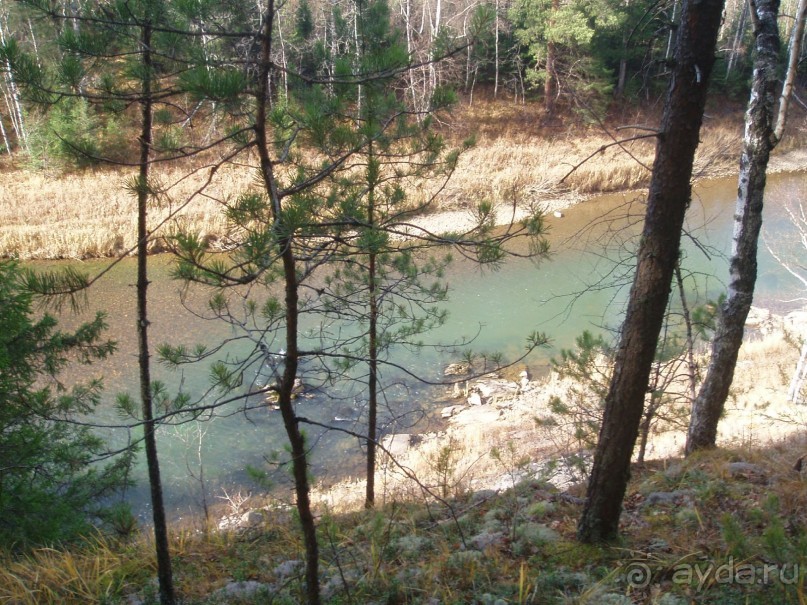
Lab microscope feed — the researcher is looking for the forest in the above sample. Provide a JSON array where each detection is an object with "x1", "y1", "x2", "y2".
[
  {"x1": 0, "y1": 0, "x2": 803, "y2": 159},
  {"x1": 1, "y1": 0, "x2": 807, "y2": 603}
]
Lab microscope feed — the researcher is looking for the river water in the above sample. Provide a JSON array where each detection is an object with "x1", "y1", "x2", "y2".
[{"x1": 42, "y1": 171, "x2": 806, "y2": 520}]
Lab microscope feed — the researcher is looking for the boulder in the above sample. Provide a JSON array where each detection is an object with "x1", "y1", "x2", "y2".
[
  {"x1": 273, "y1": 559, "x2": 304, "y2": 579},
  {"x1": 727, "y1": 461, "x2": 768, "y2": 483},
  {"x1": 451, "y1": 381, "x2": 468, "y2": 398},
  {"x1": 444, "y1": 362, "x2": 471, "y2": 376},
  {"x1": 784, "y1": 310, "x2": 807, "y2": 340},
  {"x1": 240, "y1": 509, "x2": 266, "y2": 527},
  {"x1": 382, "y1": 433, "x2": 414, "y2": 457},
  {"x1": 470, "y1": 378, "x2": 520, "y2": 405},
  {"x1": 469, "y1": 530, "x2": 505, "y2": 551},
  {"x1": 334, "y1": 404, "x2": 360, "y2": 422},
  {"x1": 441, "y1": 405, "x2": 465, "y2": 419},
  {"x1": 642, "y1": 490, "x2": 694, "y2": 508},
  {"x1": 745, "y1": 306, "x2": 771, "y2": 328},
  {"x1": 214, "y1": 581, "x2": 269, "y2": 599},
  {"x1": 450, "y1": 405, "x2": 502, "y2": 427}
]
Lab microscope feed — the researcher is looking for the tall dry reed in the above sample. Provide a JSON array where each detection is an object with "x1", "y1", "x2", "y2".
[{"x1": 2, "y1": 100, "x2": 789, "y2": 260}]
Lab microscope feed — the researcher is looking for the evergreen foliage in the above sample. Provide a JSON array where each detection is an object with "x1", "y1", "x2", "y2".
[{"x1": 0, "y1": 260, "x2": 130, "y2": 549}]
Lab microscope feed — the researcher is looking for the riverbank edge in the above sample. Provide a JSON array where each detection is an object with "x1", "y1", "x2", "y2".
[
  {"x1": 212, "y1": 305, "x2": 806, "y2": 528},
  {"x1": 408, "y1": 147, "x2": 807, "y2": 238},
  {"x1": 2, "y1": 117, "x2": 802, "y2": 260},
  {"x1": 211, "y1": 298, "x2": 806, "y2": 532}
]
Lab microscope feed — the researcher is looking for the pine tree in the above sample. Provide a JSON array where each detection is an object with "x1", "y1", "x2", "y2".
[
  {"x1": 0, "y1": 260, "x2": 129, "y2": 549},
  {"x1": 1, "y1": 1, "x2": 204, "y2": 599},
  {"x1": 577, "y1": 0, "x2": 726, "y2": 543}
]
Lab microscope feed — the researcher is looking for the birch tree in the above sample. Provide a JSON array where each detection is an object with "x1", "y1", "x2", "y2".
[
  {"x1": 0, "y1": 9, "x2": 28, "y2": 152},
  {"x1": 686, "y1": 0, "x2": 805, "y2": 454}
]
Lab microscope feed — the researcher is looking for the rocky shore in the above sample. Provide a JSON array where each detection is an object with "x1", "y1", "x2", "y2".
[{"x1": 302, "y1": 305, "x2": 807, "y2": 517}]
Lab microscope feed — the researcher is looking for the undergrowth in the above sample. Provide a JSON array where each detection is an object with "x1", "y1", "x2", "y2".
[{"x1": 3, "y1": 437, "x2": 807, "y2": 604}]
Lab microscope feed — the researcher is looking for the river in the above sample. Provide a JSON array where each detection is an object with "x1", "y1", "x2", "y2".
[{"x1": 42, "y1": 171, "x2": 806, "y2": 521}]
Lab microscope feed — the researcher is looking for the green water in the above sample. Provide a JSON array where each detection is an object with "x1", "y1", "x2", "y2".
[{"x1": 43, "y1": 171, "x2": 807, "y2": 519}]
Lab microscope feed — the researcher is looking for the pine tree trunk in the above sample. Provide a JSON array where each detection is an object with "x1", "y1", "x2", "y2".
[
  {"x1": 365, "y1": 255, "x2": 379, "y2": 508},
  {"x1": 365, "y1": 141, "x2": 378, "y2": 510},
  {"x1": 136, "y1": 19, "x2": 176, "y2": 605},
  {"x1": 256, "y1": 2, "x2": 320, "y2": 602},
  {"x1": 675, "y1": 263, "x2": 698, "y2": 404},
  {"x1": 577, "y1": 0, "x2": 725, "y2": 543},
  {"x1": 686, "y1": 0, "x2": 782, "y2": 454}
]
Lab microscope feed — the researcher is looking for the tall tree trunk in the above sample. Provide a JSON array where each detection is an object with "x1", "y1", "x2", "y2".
[
  {"x1": 0, "y1": 108, "x2": 11, "y2": 155},
  {"x1": 353, "y1": 0, "x2": 362, "y2": 114},
  {"x1": 615, "y1": 34, "x2": 628, "y2": 98},
  {"x1": 664, "y1": 0, "x2": 679, "y2": 61},
  {"x1": 365, "y1": 140, "x2": 378, "y2": 509},
  {"x1": 428, "y1": 0, "x2": 442, "y2": 104},
  {"x1": 685, "y1": 0, "x2": 782, "y2": 454},
  {"x1": 276, "y1": 6, "x2": 289, "y2": 101},
  {"x1": 790, "y1": 343, "x2": 807, "y2": 403},
  {"x1": 256, "y1": 2, "x2": 320, "y2": 602},
  {"x1": 0, "y1": 16, "x2": 28, "y2": 151},
  {"x1": 726, "y1": 0, "x2": 749, "y2": 79},
  {"x1": 136, "y1": 19, "x2": 176, "y2": 605},
  {"x1": 675, "y1": 263, "x2": 698, "y2": 405},
  {"x1": 774, "y1": 0, "x2": 806, "y2": 140},
  {"x1": 27, "y1": 18, "x2": 42, "y2": 68},
  {"x1": 400, "y1": 0, "x2": 418, "y2": 110},
  {"x1": 494, "y1": 0, "x2": 500, "y2": 99},
  {"x1": 577, "y1": 0, "x2": 725, "y2": 543}
]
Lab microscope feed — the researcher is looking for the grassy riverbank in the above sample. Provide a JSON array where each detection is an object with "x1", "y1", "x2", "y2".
[{"x1": 4, "y1": 100, "x2": 795, "y2": 261}]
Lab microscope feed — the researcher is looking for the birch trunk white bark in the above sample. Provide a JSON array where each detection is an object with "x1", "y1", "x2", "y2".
[
  {"x1": 686, "y1": 0, "x2": 782, "y2": 454},
  {"x1": 0, "y1": 15, "x2": 28, "y2": 150},
  {"x1": 775, "y1": 0, "x2": 806, "y2": 139},
  {"x1": 789, "y1": 343, "x2": 807, "y2": 403}
]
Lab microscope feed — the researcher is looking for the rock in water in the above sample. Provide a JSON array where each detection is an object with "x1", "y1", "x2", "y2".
[{"x1": 444, "y1": 362, "x2": 471, "y2": 376}]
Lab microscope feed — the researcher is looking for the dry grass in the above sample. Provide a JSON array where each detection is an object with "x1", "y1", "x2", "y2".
[
  {"x1": 0, "y1": 534, "x2": 143, "y2": 604},
  {"x1": 0, "y1": 161, "x2": 251, "y2": 260},
  {"x1": 0, "y1": 100, "x2": 764, "y2": 261},
  {"x1": 6, "y1": 434, "x2": 807, "y2": 604},
  {"x1": 0, "y1": 520, "x2": 308, "y2": 604}
]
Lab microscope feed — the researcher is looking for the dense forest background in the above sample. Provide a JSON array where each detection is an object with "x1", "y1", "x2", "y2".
[{"x1": 0, "y1": 0, "x2": 804, "y2": 165}]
